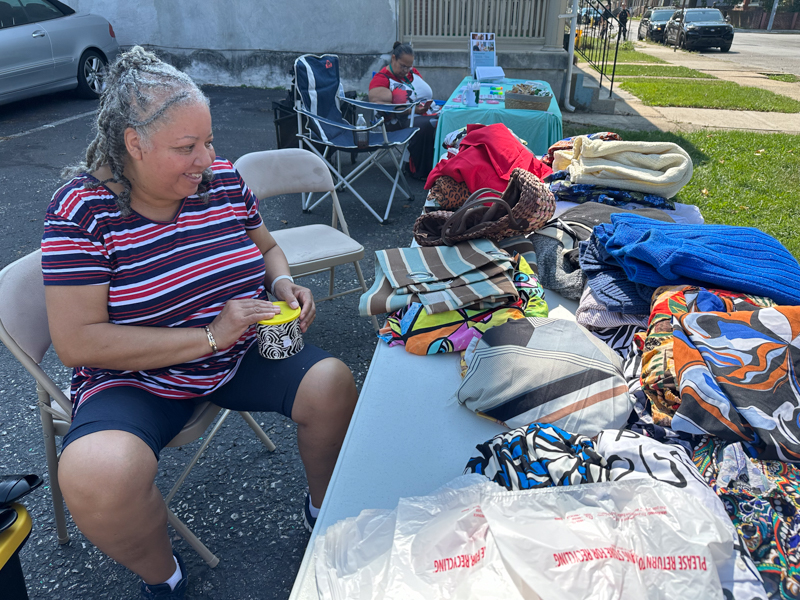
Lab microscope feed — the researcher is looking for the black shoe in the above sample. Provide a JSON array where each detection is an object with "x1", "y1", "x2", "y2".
[
  {"x1": 140, "y1": 551, "x2": 187, "y2": 599},
  {"x1": 303, "y1": 493, "x2": 317, "y2": 533}
]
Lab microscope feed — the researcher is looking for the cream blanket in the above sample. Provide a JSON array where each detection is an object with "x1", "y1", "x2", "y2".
[{"x1": 552, "y1": 137, "x2": 693, "y2": 199}]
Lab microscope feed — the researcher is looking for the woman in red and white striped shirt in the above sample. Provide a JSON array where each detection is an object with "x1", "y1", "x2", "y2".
[{"x1": 42, "y1": 46, "x2": 356, "y2": 599}]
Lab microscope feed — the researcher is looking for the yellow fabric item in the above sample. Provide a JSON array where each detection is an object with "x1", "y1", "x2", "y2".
[
  {"x1": 553, "y1": 137, "x2": 693, "y2": 199},
  {"x1": 0, "y1": 504, "x2": 31, "y2": 569},
  {"x1": 257, "y1": 301, "x2": 301, "y2": 326}
]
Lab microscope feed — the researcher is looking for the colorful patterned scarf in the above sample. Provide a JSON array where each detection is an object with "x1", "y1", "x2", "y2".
[
  {"x1": 378, "y1": 255, "x2": 548, "y2": 355},
  {"x1": 640, "y1": 285, "x2": 774, "y2": 427},
  {"x1": 694, "y1": 437, "x2": 800, "y2": 600}
]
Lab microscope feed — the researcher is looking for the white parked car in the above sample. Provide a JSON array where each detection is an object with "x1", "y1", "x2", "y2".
[{"x1": 0, "y1": 0, "x2": 120, "y2": 106}]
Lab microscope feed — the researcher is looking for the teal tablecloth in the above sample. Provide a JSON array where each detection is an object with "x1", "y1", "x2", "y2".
[{"x1": 432, "y1": 77, "x2": 563, "y2": 164}]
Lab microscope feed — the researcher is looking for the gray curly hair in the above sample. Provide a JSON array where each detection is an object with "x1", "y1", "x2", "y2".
[{"x1": 64, "y1": 46, "x2": 212, "y2": 216}]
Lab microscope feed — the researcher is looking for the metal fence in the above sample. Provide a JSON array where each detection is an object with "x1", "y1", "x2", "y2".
[
  {"x1": 573, "y1": 0, "x2": 621, "y2": 97},
  {"x1": 399, "y1": 0, "x2": 548, "y2": 49}
]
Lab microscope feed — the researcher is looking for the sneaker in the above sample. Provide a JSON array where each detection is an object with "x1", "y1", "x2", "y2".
[
  {"x1": 140, "y1": 551, "x2": 187, "y2": 599},
  {"x1": 303, "y1": 492, "x2": 317, "y2": 533}
]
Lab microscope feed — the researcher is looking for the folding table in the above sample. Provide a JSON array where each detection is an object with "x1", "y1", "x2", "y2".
[
  {"x1": 289, "y1": 289, "x2": 578, "y2": 599},
  {"x1": 433, "y1": 77, "x2": 563, "y2": 164}
]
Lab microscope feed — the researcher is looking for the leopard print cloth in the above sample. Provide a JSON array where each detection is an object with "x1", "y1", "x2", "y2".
[{"x1": 427, "y1": 176, "x2": 471, "y2": 211}]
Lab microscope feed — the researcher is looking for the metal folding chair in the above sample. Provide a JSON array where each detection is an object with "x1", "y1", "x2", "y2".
[
  {"x1": 234, "y1": 148, "x2": 379, "y2": 331},
  {"x1": 0, "y1": 250, "x2": 276, "y2": 568},
  {"x1": 293, "y1": 53, "x2": 419, "y2": 223}
]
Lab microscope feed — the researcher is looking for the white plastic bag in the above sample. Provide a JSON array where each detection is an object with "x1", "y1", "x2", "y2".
[
  {"x1": 594, "y1": 429, "x2": 767, "y2": 599},
  {"x1": 481, "y1": 478, "x2": 730, "y2": 600},
  {"x1": 315, "y1": 475, "x2": 521, "y2": 600},
  {"x1": 315, "y1": 475, "x2": 740, "y2": 600},
  {"x1": 382, "y1": 477, "x2": 523, "y2": 600}
]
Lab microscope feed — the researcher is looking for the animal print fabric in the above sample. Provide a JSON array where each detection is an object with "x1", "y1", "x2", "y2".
[{"x1": 428, "y1": 176, "x2": 471, "y2": 211}]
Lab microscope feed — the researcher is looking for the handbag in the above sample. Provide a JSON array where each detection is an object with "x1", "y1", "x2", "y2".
[{"x1": 413, "y1": 168, "x2": 555, "y2": 247}]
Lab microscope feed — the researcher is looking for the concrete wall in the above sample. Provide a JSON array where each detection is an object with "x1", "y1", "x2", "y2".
[
  {"x1": 64, "y1": 0, "x2": 568, "y2": 101},
  {"x1": 63, "y1": 0, "x2": 397, "y2": 90}
]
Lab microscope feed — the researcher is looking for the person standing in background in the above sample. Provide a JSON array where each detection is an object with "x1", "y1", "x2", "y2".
[{"x1": 618, "y1": 5, "x2": 630, "y2": 39}]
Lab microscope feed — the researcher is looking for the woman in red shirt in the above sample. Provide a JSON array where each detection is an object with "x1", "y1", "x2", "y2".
[{"x1": 368, "y1": 42, "x2": 438, "y2": 180}]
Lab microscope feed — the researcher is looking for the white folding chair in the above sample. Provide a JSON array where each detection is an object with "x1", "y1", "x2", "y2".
[
  {"x1": 233, "y1": 148, "x2": 379, "y2": 330},
  {"x1": 0, "y1": 250, "x2": 276, "y2": 567}
]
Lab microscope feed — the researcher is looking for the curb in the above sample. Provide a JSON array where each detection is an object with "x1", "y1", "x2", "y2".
[{"x1": 733, "y1": 28, "x2": 800, "y2": 34}]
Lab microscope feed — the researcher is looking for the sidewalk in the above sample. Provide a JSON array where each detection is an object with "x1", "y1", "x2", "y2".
[{"x1": 563, "y1": 41, "x2": 800, "y2": 134}]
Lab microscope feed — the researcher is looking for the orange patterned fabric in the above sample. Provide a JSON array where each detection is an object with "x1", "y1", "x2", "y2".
[
  {"x1": 673, "y1": 306, "x2": 800, "y2": 461},
  {"x1": 639, "y1": 285, "x2": 775, "y2": 426}
]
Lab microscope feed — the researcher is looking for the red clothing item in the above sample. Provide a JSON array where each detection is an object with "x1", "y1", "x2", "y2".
[{"x1": 424, "y1": 123, "x2": 553, "y2": 192}]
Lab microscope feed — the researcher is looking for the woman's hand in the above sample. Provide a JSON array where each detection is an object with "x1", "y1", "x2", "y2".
[
  {"x1": 273, "y1": 279, "x2": 316, "y2": 332},
  {"x1": 208, "y1": 298, "x2": 281, "y2": 350}
]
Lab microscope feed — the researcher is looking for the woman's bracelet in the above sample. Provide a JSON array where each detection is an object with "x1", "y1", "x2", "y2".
[
  {"x1": 270, "y1": 274, "x2": 294, "y2": 297},
  {"x1": 203, "y1": 325, "x2": 218, "y2": 354}
]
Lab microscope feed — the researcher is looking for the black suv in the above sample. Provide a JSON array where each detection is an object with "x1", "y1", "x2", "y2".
[
  {"x1": 664, "y1": 8, "x2": 734, "y2": 52},
  {"x1": 638, "y1": 8, "x2": 676, "y2": 42}
]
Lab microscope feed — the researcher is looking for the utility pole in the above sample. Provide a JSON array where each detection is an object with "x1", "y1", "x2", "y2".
[
  {"x1": 767, "y1": 0, "x2": 779, "y2": 31},
  {"x1": 673, "y1": 0, "x2": 687, "y2": 51}
]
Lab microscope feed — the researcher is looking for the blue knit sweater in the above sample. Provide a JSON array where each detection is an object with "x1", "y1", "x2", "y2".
[{"x1": 592, "y1": 214, "x2": 800, "y2": 306}]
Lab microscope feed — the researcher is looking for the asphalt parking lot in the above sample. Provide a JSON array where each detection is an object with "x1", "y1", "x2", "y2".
[{"x1": 0, "y1": 86, "x2": 427, "y2": 599}]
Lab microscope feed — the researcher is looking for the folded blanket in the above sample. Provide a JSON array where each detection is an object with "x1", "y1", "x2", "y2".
[
  {"x1": 553, "y1": 138, "x2": 693, "y2": 199},
  {"x1": 541, "y1": 131, "x2": 622, "y2": 167},
  {"x1": 358, "y1": 239, "x2": 518, "y2": 316},
  {"x1": 595, "y1": 214, "x2": 800, "y2": 306}
]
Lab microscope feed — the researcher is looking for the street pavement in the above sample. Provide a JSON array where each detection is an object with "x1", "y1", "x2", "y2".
[
  {"x1": 700, "y1": 30, "x2": 800, "y2": 77},
  {"x1": 0, "y1": 86, "x2": 426, "y2": 599},
  {"x1": 564, "y1": 29, "x2": 800, "y2": 134}
]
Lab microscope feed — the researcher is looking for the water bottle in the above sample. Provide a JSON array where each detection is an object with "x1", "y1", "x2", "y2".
[{"x1": 354, "y1": 113, "x2": 368, "y2": 149}]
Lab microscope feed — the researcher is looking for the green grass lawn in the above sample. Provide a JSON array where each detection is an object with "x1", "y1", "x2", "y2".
[
  {"x1": 577, "y1": 38, "x2": 666, "y2": 64},
  {"x1": 560, "y1": 127, "x2": 800, "y2": 259},
  {"x1": 603, "y1": 64, "x2": 715, "y2": 78},
  {"x1": 765, "y1": 73, "x2": 800, "y2": 83},
  {"x1": 619, "y1": 79, "x2": 800, "y2": 112}
]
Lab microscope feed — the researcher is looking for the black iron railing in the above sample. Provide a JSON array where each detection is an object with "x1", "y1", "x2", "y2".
[{"x1": 572, "y1": 0, "x2": 622, "y2": 98}]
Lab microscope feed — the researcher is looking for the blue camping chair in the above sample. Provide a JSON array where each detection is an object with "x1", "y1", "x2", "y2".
[{"x1": 294, "y1": 54, "x2": 420, "y2": 223}]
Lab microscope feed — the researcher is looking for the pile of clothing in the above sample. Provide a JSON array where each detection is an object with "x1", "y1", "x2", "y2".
[
  {"x1": 354, "y1": 129, "x2": 800, "y2": 597},
  {"x1": 358, "y1": 239, "x2": 548, "y2": 356}
]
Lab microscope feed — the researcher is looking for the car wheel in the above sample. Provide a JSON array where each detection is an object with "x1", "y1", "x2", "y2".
[
  {"x1": 679, "y1": 33, "x2": 687, "y2": 50},
  {"x1": 76, "y1": 50, "x2": 108, "y2": 99},
  {"x1": 720, "y1": 43, "x2": 731, "y2": 52}
]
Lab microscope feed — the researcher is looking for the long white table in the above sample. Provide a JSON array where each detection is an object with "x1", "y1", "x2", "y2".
[{"x1": 289, "y1": 290, "x2": 578, "y2": 599}]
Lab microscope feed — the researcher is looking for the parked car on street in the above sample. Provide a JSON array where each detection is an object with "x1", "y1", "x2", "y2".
[
  {"x1": 664, "y1": 8, "x2": 734, "y2": 52},
  {"x1": 0, "y1": 0, "x2": 119, "y2": 106},
  {"x1": 579, "y1": 7, "x2": 603, "y2": 25},
  {"x1": 638, "y1": 8, "x2": 675, "y2": 42}
]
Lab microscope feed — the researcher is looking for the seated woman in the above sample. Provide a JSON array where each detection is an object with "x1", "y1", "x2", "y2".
[
  {"x1": 368, "y1": 42, "x2": 438, "y2": 181},
  {"x1": 41, "y1": 46, "x2": 357, "y2": 600}
]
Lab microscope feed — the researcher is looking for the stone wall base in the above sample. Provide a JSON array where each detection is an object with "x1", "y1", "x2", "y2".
[{"x1": 143, "y1": 45, "x2": 569, "y2": 104}]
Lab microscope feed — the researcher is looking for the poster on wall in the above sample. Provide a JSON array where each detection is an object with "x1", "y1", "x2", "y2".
[{"x1": 469, "y1": 32, "x2": 496, "y2": 78}]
